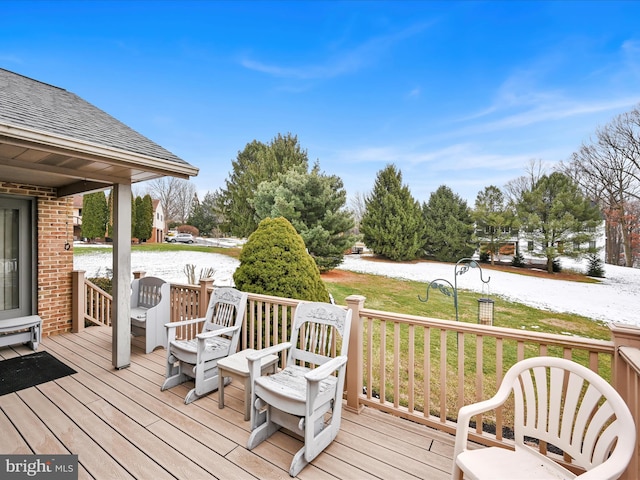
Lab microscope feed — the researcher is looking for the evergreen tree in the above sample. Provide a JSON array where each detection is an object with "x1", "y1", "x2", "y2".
[
  {"x1": 360, "y1": 164, "x2": 425, "y2": 261},
  {"x1": 188, "y1": 191, "x2": 220, "y2": 236},
  {"x1": 516, "y1": 171, "x2": 602, "y2": 273},
  {"x1": 252, "y1": 163, "x2": 355, "y2": 271},
  {"x1": 137, "y1": 194, "x2": 154, "y2": 242},
  {"x1": 473, "y1": 186, "x2": 516, "y2": 265},
  {"x1": 586, "y1": 253, "x2": 605, "y2": 278},
  {"x1": 423, "y1": 185, "x2": 475, "y2": 263},
  {"x1": 81, "y1": 192, "x2": 109, "y2": 241},
  {"x1": 217, "y1": 133, "x2": 309, "y2": 237},
  {"x1": 131, "y1": 193, "x2": 137, "y2": 240},
  {"x1": 133, "y1": 195, "x2": 144, "y2": 240},
  {"x1": 233, "y1": 217, "x2": 329, "y2": 302}
]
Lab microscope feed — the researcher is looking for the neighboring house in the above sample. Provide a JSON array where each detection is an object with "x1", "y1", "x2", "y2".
[
  {"x1": 0, "y1": 68, "x2": 199, "y2": 367},
  {"x1": 476, "y1": 224, "x2": 606, "y2": 264},
  {"x1": 150, "y1": 198, "x2": 165, "y2": 243},
  {"x1": 72, "y1": 194, "x2": 83, "y2": 240}
]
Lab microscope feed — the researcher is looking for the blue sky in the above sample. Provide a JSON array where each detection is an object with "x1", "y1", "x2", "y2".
[{"x1": 3, "y1": 1, "x2": 640, "y2": 205}]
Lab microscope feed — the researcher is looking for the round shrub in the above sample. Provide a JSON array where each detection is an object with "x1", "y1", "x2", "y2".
[{"x1": 233, "y1": 217, "x2": 330, "y2": 302}]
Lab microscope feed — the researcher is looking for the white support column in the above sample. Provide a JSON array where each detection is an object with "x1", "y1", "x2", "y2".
[{"x1": 112, "y1": 183, "x2": 132, "y2": 369}]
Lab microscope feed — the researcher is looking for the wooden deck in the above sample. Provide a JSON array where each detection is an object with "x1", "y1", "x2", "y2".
[{"x1": 0, "y1": 326, "x2": 457, "y2": 479}]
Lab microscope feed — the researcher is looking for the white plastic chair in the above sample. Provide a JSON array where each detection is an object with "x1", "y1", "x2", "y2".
[
  {"x1": 130, "y1": 276, "x2": 170, "y2": 354},
  {"x1": 452, "y1": 356, "x2": 636, "y2": 480},
  {"x1": 246, "y1": 302, "x2": 352, "y2": 477},
  {"x1": 161, "y1": 287, "x2": 247, "y2": 404}
]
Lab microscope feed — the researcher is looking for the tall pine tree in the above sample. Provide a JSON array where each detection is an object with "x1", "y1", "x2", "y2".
[
  {"x1": 81, "y1": 192, "x2": 109, "y2": 241},
  {"x1": 423, "y1": 185, "x2": 475, "y2": 262},
  {"x1": 360, "y1": 164, "x2": 425, "y2": 261},
  {"x1": 516, "y1": 171, "x2": 602, "y2": 273},
  {"x1": 133, "y1": 194, "x2": 154, "y2": 242},
  {"x1": 252, "y1": 163, "x2": 355, "y2": 271},
  {"x1": 216, "y1": 133, "x2": 309, "y2": 237}
]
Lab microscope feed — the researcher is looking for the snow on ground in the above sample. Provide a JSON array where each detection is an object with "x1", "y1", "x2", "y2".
[
  {"x1": 74, "y1": 246, "x2": 240, "y2": 287},
  {"x1": 74, "y1": 245, "x2": 640, "y2": 327},
  {"x1": 338, "y1": 256, "x2": 640, "y2": 327}
]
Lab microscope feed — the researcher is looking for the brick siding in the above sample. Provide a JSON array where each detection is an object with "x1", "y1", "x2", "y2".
[{"x1": 1, "y1": 182, "x2": 73, "y2": 336}]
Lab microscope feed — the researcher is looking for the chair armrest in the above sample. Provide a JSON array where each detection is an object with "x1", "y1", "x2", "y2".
[
  {"x1": 246, "y1": 342, "x2": 292, "y2": 362},
  {"x1": 305, "y1": 355, "x2": 348, "y2": 383},
  {"x1": 453, "y1": 380, "x2": 515, "y2": 461},
  {"x1": 165, "y1": 317, "x2": 206, "y2": 329},
  {"x1": 247, "y1": 343, "x2": 291, "y2": 384},
  {"x1": 196, "y1": 325, "x2": 240, "y2": 339}
]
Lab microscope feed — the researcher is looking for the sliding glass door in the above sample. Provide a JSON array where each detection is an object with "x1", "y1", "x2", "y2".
[{"x1": 0, "y1": 197, "x2": 34, "y2": 320}]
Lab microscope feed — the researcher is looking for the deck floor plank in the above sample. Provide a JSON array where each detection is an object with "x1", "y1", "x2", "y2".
[
  {"x1": 16, "y1": 386, "x2": 135, "y2": 479},
  {"x1": 37, "y1": 381, "x2": 174, "y2": 480},
  {"x1": 0, "y1": 327, "x2": 457, "y2": 479},
  {"x1": 0, "y1": 397, "x2": 34, "y2": 454}
]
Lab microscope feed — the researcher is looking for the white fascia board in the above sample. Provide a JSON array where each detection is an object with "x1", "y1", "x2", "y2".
[{"x1": 0, "y1": 123, "x2": 200, "y2": 178}]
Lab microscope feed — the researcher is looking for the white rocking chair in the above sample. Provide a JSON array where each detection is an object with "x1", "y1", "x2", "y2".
[
  {"x1": 451, "y1": 356, "x2": 636, "y2": 480},
  {"x1": 130, "y1": 276, "x2": 170, "y2": 354},
  {"x1": 161, "y1": 287, "x2": 248, "y2": 404},
  {"x1": 246, "y1": 301, "x2": 352, "y2": 477}
]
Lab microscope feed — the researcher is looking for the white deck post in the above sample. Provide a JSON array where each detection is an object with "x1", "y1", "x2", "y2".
[{"x1": 112, "y1": 183, "x2": 132, "y2": 369}]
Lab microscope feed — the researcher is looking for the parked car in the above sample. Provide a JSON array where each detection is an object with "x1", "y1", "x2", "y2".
[
  {"x1": 170, "y1": 233, "x2": 195, "y2": 244},
  {"x1": 164, "y1": 230, "x2": 178, "y2": 242}
]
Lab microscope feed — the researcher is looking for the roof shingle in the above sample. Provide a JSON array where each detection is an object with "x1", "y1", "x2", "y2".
[{"x1": 0, "y1": 68, "x2": 188, "y2": 165}]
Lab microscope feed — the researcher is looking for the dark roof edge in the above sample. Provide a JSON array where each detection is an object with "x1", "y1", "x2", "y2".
[{"x1": 0, "y1": 68, "x2": 66, "y2": 92}]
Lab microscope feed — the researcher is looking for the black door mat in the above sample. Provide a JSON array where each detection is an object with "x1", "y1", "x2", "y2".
[{"x1": 0, "y1": 351, "x2": 76, "y2": 396}]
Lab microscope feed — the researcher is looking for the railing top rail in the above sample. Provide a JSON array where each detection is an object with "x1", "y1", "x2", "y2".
[
  {"x1": 359, "y1": 307, "x2": 615, "y2": 353},
  {"x1": 619, "y1": 346, "x2": 640, "y2": 375},
  {"x1": 85, "y1": 280, "x2": 113, "y2": 300},
  {"x1": 169, "y1": 282, "x2": 203, "y2": 290},
  {"x1": 245, "y1": 292, "x2": 304, "y2": 308}
]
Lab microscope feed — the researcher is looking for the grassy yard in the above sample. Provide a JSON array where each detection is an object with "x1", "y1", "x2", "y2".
[{"x1": 322, "y1": 268, "x2": 610, "y2": 340}]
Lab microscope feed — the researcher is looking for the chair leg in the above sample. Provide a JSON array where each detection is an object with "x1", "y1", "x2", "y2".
[
  {"x1": 161, "y1": 373, "x2": 187, "y2": 391},
  {"x1": 247, "y1": 410, "x2": 280, "y2": 450},
  {"x1": 184, "y1": 387, "x2": 203, "y2": 404},
  {"x1": 194, "y1": 366, "x2": 222, "y2": 397},
  {"x1": 161, "y1": 357, "x2": 187, "y2": 391},
  {"x1": 289, "y1": 446, "x2": 309, "y2": 477}
]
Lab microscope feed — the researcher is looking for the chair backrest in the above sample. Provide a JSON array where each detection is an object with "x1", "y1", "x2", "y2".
[
  {"x1": 505, "y1": 356, "x2": 635, "y2": 475},
  {"x1": 286, "y1": 302, "x2": 352, "y2": 368},
  {"x1": 202, "y1": 287, "x2": 248, "y2": 352},
  {"x1": 131, "y1": 276, "x2": 167, "y2": 309}
]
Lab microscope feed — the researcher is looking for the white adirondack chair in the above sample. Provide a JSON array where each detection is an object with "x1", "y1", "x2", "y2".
[
  {"x1": 130, "y1": 276, "x2": 170, "y2": 354},
  {"x1": 452, "y1": 356, "x2": 636, "y2": 480},
  {"x1": 161, "y1": 287, "x2": 248, "y2": 404},
  {"x1": 246, "y1": 301, "x2": 352, "y2": 477}
]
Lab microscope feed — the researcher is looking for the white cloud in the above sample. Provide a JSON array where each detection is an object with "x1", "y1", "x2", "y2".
[
  {"x1": 0, "y1": 54, "x2": 23, "y2": 64},
  {"x1": 407, "y1": 87, "x2": 421, "y2": 98},
  {"x1": 239, "y1": 22, "x2": 432, "y2": 80}
]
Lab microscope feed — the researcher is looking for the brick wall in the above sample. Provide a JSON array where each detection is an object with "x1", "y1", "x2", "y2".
[{"x1": 0, "y1": 182, "x2": 73, "y2": 336}]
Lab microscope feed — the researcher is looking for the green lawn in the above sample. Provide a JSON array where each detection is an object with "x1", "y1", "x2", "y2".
[{"x1": 324, "y1": 269, "x2": 610, "y2": 340}]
